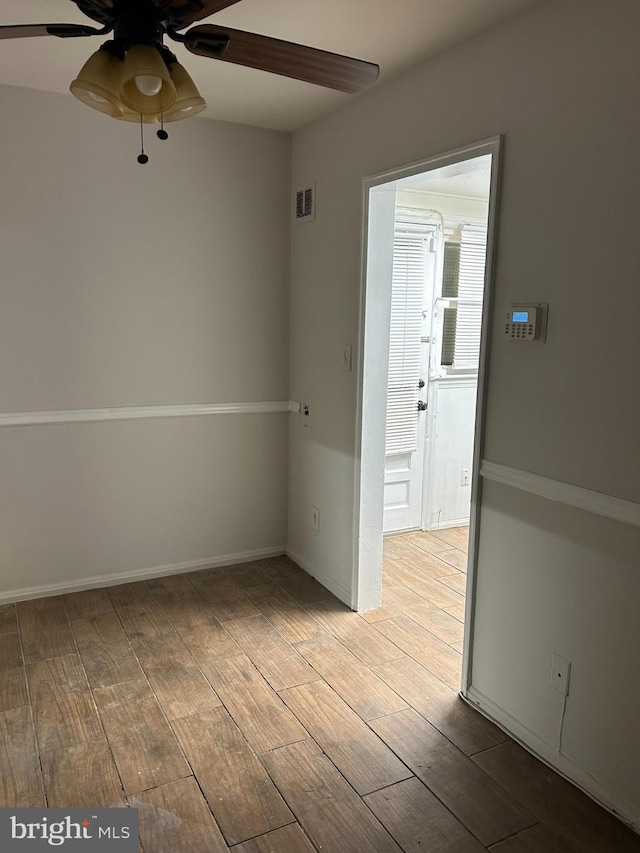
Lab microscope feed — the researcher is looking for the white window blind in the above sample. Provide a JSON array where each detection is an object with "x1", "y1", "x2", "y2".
[
  {"x1": 385, "y1": 233, "x2": 426, "y2": 454},
  {"x1": 453, "y1": 224, "x2": 487, "y2": 370}
]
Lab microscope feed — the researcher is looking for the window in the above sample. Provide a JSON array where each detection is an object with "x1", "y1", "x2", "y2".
[
  {"x1": 440, "y1": 224, "x2": 487, "y2": 371},
  {"x1": 441, "y1": 242, "x2": 460, "y2": 366},
  {"x1": 384, "y1": 214, "x2": 487, "y2": 454}
]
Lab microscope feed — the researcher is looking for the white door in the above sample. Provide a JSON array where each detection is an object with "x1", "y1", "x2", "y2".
[{"x1": 383, "y1": 224, "x2": 437, "y2": 533}]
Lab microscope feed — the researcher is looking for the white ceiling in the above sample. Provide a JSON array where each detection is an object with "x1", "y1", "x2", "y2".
[
  {"x1": 0, "y1": 0, "x2": 539, "y2": 131},
  {"x1": 398, "y1": 156, "x2": 492, "y2": 199}
]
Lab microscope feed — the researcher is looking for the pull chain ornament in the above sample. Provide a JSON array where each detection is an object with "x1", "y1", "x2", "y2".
[
  {"x1": 137, "y1": 113, "x2": 149, "y2": 164},
  {"x1": 157, "y1": 114, "x2": 169, "y2": 141}
]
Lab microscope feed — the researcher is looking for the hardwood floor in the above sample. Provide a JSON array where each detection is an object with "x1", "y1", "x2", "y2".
[{"x1": 1, "y1": 528, "x2": 639, "y2": 852}]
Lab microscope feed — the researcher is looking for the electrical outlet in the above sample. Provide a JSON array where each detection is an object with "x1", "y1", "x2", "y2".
[
  {"x1": 550, "y1": 652, "x2": 571, "y2": 696},
  {"x1": 311, "y1": 506, "x2": 320, "y2": 532},
  {"x1": 302, "y1": 399, "x2": 311, "y2": 427},
  {"x1": 461, "y1": 468, "x2": 471, "y2": 486}
]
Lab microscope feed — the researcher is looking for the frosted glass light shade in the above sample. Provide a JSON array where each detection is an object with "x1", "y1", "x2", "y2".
[
  {"x1": 70, "y1": 48, "x2": 124, "y2": 117},
  {"x1": 163, "y1": 62, "x2": 207, "y2": 122},
  {"x1": 121, "y1": 45, "x2": 176, "y2": 114}
]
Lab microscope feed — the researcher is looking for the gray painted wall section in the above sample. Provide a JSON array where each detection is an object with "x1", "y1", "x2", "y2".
[
  {"x1": 0, "y1": 85, "x2": 291, "y2": 597},
  {"x1": 288, "y1": 0, "x2": 640, "y2": 827}
]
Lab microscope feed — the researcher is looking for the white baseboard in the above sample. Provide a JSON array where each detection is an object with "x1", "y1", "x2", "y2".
[
  {"x1": 286, "y1": 547, "x2": 351, "y2": 607},
  {"x1": 1, "y1": 542, "x2": 348, "y2": 608},
  {"x1": 429, "y1": 517, "x2": 470, "y2": 531},
  {"x1": 0, "y1": 546, "x2": 287, "y2": 605},
  {"x1": 384, "y1": 519, "x2": 470, "y2": 536},
  {"x1": 463, "y1": 685, "x2": 639, "y2": 833}
]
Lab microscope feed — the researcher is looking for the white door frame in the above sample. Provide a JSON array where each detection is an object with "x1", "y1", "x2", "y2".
[{"x1": 352, "y1": 136, "x2": 503, "y2": 694}]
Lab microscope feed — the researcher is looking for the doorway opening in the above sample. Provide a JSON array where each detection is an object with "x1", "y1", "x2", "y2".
[
  {"x1": 383, "y1": 158, "x2": 491, "y2": 536},
  {"x1": 354, "y1": 138, "x2": 501, "y2": 692}
]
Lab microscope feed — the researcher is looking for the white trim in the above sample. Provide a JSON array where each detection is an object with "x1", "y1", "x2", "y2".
[
  {"x1": 462, "y1": 686, "x2": 639, "y2": 833},
  {"x1": 0, "y1": 401, "x2": 296, "y2": 428},
  {"x1": 460, "y1": 139, "x2": 503, "y2": 693},
  {"x1": 431, "y1": 374, "x2": 478, "y2": 388},
  {"x1": 354, "y1": 137, "x2": 502, "y2": 693},
  {"x1": 480, "y1": 460, "x2": 640, "y2": 529},
  {"x1": 429, "y1": 517, "x2": 471, "y2": 531},
  {"x1": 286, "y1": 547, "x2": 352, "y2": 607},
  {"x1": 0, "y1": 546, "x2": 287, "y2": 606}
]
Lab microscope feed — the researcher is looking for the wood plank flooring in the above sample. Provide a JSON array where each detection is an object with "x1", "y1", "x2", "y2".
[{"x1": 1, "y1": 526, "x2": 639, "y2": 852}]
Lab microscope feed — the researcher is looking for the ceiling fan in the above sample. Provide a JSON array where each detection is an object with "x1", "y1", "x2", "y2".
[{"x1": 0, "y1": 0, "x2": 380, "y2": 161}]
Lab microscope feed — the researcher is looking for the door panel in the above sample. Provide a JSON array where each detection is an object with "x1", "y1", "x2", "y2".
[
  {"x1": 383, "y1": 222, "x2": 437, "y2": 533},
  {"x1": 383, "y1": 450, "x2": 423, "y2": 529}
]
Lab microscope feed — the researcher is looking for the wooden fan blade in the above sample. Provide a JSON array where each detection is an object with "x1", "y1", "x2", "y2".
[
  {"x1": 72, "y1": 1, "x2": 114, "y2": 26},
  {"x1": 183, "y1": 25, "x2": 380, "y2": 93},
  {"x1": 0, "y1": 23, "x2": 102, "y2": 40},
  {"x1": 164, "y1": 0, "x2": 243, "y2": 29}
]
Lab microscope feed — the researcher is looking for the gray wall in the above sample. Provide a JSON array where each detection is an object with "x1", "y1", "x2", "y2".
[
  {"x1": 288, "y1": 0, "x2": 640, "y2": 827},
  {"x1": 0, "y1": 85, "x2": 291, "y2": 597},
  {"x1": 3, "y1": 0, "x2": 639, "y2": 827}
]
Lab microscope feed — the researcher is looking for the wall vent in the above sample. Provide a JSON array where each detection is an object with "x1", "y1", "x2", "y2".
[{"x1": 295, "y1": 183, "x2": 316, "y2": 222}]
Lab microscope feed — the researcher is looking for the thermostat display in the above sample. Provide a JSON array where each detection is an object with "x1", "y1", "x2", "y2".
[{"x1": 505, "y1": 303, "x2": 548, "y2": 342}]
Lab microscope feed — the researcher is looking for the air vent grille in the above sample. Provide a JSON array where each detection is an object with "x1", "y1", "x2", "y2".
[{"x1": 295, "y1": 184, "x2": 315, "y2": 222}]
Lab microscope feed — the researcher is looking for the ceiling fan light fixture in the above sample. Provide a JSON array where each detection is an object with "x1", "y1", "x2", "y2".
[
  {"x1": 121, "y1": 44, "x2": 176, "y2": 114},
  {"x1": 115, "y1": 109, "x2": 161, "y2": 124},
  {"x1": 2, "y1": 0, "x2": 381, "y2": 164},
  {"x1": 70, "y1": 45, "x2": 125, "y2": 117},
  {"x1": 163, "y1": 61, "x2": 207, "y2": 122}
]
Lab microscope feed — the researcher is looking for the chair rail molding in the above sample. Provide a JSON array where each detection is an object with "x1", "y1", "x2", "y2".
[
  {"x1": 0, "y1": 401, "x2": 297, "y2": 428},
  {"x1": 480, "y1": 460, "x2": 640, "y2": 529}
]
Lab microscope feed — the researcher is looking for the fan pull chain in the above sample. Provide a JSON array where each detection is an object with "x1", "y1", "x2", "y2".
[
  {"x1": 157, "y1": 114, "x2": 169, "y2": 141},
  {"x1": 137, "y1": 114, "x2": 149, "y2": 165}
]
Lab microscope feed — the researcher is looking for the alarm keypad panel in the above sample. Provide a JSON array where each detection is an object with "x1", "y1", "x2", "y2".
[{"x1": 505, "y1": 303, "x2": 548, "y2": 342}]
